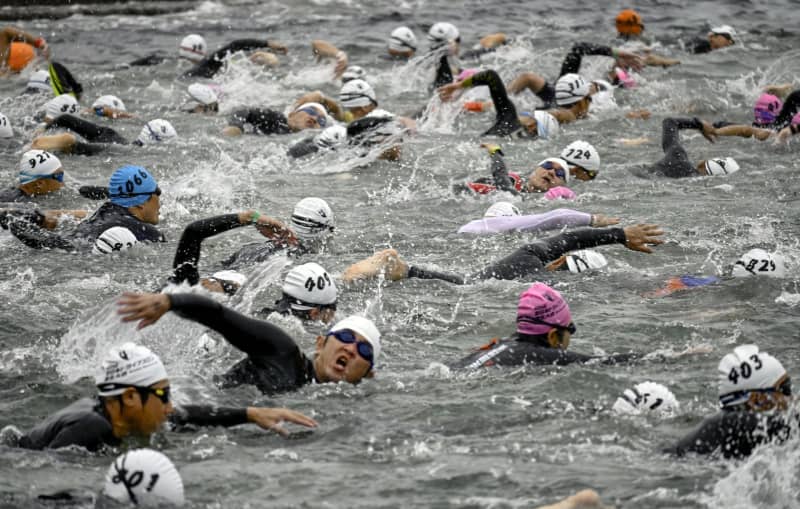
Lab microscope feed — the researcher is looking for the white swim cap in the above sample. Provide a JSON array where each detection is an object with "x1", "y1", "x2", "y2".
[
  {"x1": 612, "y1": 381, "x2": 679, "y2": 415},
  {"x1": 211, "y1": 270, "x2": 247, "y2": 287},
  {"x1": 18, "y1": 150, "x2": 62, "y2": 184},
  {"x1": 555, "y1": 73, "x2": 590, "y2": 106},
  {"x1": 27, "y1": 69, "x2": 51, "y2": 92},
  {"x1": 0, "y1": 113, "x2": 11, "y2": 138},
  {"x1": 339, "y1": 79, "x2": 377, "y2": 109},
  {"x1": 537, "y1": 157, "x2": 571, "y2": 183},
  {"x1": 341, "y1": 65, "x2": 366, "y2": 83},
  {"x1": 44, "y1": 94, "x2": 79, "y2": 121},
  {"x1": 283, "y1": 262, "x2": 338, "y2": 310},
  {"x1": 704, "y1": 157, "x2": 739, "y2": 176},
  {"x1": 427, "y1": 22, "x2": 459, "y2": 51},
  {"x1": 710, "y1": 25, "x2": 737, "y2": 43},
  {"x1": 328, "y1": 315, "x2": 381, "y2": 363},
  {"x1": 136, "y1": 119, "x2": 177, "y2": 145},
  {"x1": 731, "y1": 248, "x2": 785, "y2": 278},
  {"x1": 590, "y1": 79, "x2": 617, "y2": 110},
  {"x1": 532, "y1": 110, "x2": 559, "y2": 140},
  {"x1": 291, "y1": 197, "x2": 335, "y2": 241},
  {"x1": 560, "y1": 140, "x2": 600, "y2": 173},
  {"x1": 179, "y1": 34, "x2": 207, "y2": 62},
  {"x1": 389, "y1": 26, "x2": 417, "y2": 52},
  {"x1": 93, "y1": 227, "x2": 138, "y2": 255},
  {"x1": 718, "y1": 345, "x2": 786, "y2": 408},
  {"x1": 92, "y1": 95, "x2": 126, "y2": 112},
  {"x1": 187, "y1": 83, "x2": 218, "y2": 106},
  {"x1": 104, "y1": 449, "x2": 184, "y2": 506},
  {"x1": 314, "y1": 124, "x2": 347, "y2": 149},
  {"x1": 565, "y1": 249, "x2": 607, "y2": 273},
  {"x1": 484, "y1": 201, "x2": 520, "y2": 218},
  {"x1": 95, "y1": 342, "x2": 168, "y2": 396}
]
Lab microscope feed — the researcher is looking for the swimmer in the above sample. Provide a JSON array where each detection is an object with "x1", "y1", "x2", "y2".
[
  {"x1": 0, "y1": 26, "x2": 48, "y2": 74},
  {"x1": 182, "y1": 83, "x2": 220, "y2": 114},
  {"x1": 534, "y1": 489, "x2": 612, "y2": 509},
  {"x1": 222, "y1": 100, "x2": 330, "y2": 136},
  {"x1": 644, "y1": 117, "x2": 739, "y2": 178},
  {"x1": 711, "y1": 90, "x2": 800, "y2": 143},
  {"x1": 560, "y1": 140, "x2": 601, "y2": 181},
  {"x1": 614, "y1": 10, "x2": 681, "y2": 67},
  {"x1": 645, "y1": 248, "x2": 785, "y2": 297},
  {"x1": 292, "y1": 79, "x2": 379, "y2": 124},
  {"x1": 259, "y1": 262, "x2": 338, "y2": 323},
  {"x1": 10, "y1": 343, "x2": 316, "y2": 451},
  {"x1": 457, "y1": 202, "x2": 619, "y2": 235},
  {"x1": 343, "y1": 223, "x2": 664, "y2": 285},
  {"x1": 117, "y1": 294, "x2": 381, "y2": 394},
  {"x1": 612, "y1": 381, "x2": 680, "y2": 416},
  {"x1": 4, "y1": 165, "x2": 164, "y2": 251},
  {"x1": 183, "y1": 37, "x2": 287, "y2": 78},
  {"x1": 387, "y1": 26, "x2": 417, "y2": 60},
  {"x1": 450, "y1": 283, "x2": 639, "y2": 369},
  {"x1": 689, "y1": 25, "x2": 736, "y2": 54},
  {"x1": 128, "y1": 33, "x2": 208, "y2": 67},
  {"x1": 0, "y1": 150, "x2": 64, "y2": 203},
  {"x1": 89, "y1": 94, "x2": 133, "y2": 119},
  {"x1": 103, "y1": 449, "x2": 184, "y2": 506},
  {"x1": 311, "y1": 39, "x2": 350, "y2": 78},
  {"x1": 287, "y1": 124, "x2": 348, "y2": 158},
  {"x1": 458, "y1": 144, "x2": 572, "y2": 194},
  {"x1": 428, "y1": 22, "x2": 510, "y2": 88},
  {"x1": 666, "y1": 345, "x2": 793, "y2": 459},
  {"x1": 31, "y1": 116, "x2": 176, "y2": 155}
]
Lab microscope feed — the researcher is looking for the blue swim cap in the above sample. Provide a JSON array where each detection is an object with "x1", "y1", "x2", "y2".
[{"x1": 108, "y1": 165, "x2": 158, "y2": 207}]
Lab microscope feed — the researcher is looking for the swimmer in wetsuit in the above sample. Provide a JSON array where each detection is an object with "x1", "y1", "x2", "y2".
[
  {"x1": 343, "y1": 223, "x2": 664, "y2": 285},
  {"x1": 31, "y1": 116, "x2": 176, "y2": 155},
  {"x1": 222, "y1": 101, "x2": 330, "y2": 136},
  {"x1": 0, "y1": 150, "x2": 64, "y2": 203},
  {"x1": 451, "y1": 282, "x2": 638, "y2": 369},
  {"x1": 4, "y1": 165, "x2": 164, "y2": 251},
  {"x1": 0, "y1": 26, "x2": 48, "y2": 74},
  {"x1": 687, "y1": 25, "x2": 736, "y2": 54},
  {"x1": 117, "y1": 293, "x2": 381, "y2": 395},
  {"x1": 666, "y1": 345, "x2": 793, "y2": 459},
  {"x1": 458, "y1": 144, "x2": 572, "y2": 194},
  {"x1": 710, "y1": 89, "x2": 800, "y2": 144},
  {"x1": 645, "y1": 117, "x2": 740, "y2": 178},
  {"x1": 182, "y1": 37, "x2": 287, "y2": 78},
  {"x1": 8, "y1": 343, "x2": 316, "y2": 451}
]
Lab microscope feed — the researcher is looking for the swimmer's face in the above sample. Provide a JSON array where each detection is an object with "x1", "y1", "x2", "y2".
[
  {"x1": 519, "y1": 116, "x2": 538, "y2": 136},
  {"x1": 574, "y1": 96, "x2": 592, "y2": 119},
  {"x1": 527, "y1": 163, "x2": 567, "y2": 192},
  {"x1": 307, "y1": 306, "x2": 336, "y2": 324},
  {"x1": 569, "y1": 165, "x2": 597, "y2": 181},
  {"x1": 696, "y1": 160, "x2": 709, "y2": 175},
  {"x1": 139, "y1": 192, "x2": 161, "y2": 225},
  {"x1": 125, "y1": 380, "x2": 173, "y2": 436},
  {"x1": 287, "y1": 111, "x2": 323, "y2": 132},
  {"x1": 314, "y1": 333, "x2": 373, "y2": 384},
  {"x1": 21, "y1": 171, "x2": 64, "y2": 195},
  {"x1": 709, "y1": 33, "x2": 734, "y2": 50},
  {"x1": 388, "y1": 48, "x2": 414, "y2": 58}
]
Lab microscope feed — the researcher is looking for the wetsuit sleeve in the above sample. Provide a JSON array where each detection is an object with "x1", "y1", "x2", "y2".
[
  {"x1": 661, "y1": 117, "x2": 701, "y2": 152},
  {"x1": 46, "y1": 114, "x2": 127, "y2": 144},
  {"x1": 45, "y1": 422, "x2": 109, "y2": 451},
  {"x1": 168, "y1": 293, "x2": 299, "y2": 357},
  {"x1": 184, "y1": 39, "x2": 269, "y2": 78},
  {"x1": 774, "y1": 90, "x2": 800, "y2": 129},
  {"x1": 128, "y1": 53, "x2": 167, "y2": 66},
  {"x1": 72, "y1": 141, "x2": 106, "y2": 156},
  {"x1": 171, "y1": 214, "x2": 245, "y2": 286},
  {"x1": 287, "y1": 138, "x2": 320, "y2": 158},
  {"x1": 489, "y1": 152, "x2": 519, "y2": 193},
  {"x1": 433, "y1": 55, "x2": 454, "y2": 89},
  {"x1": 228, "y1": 109, "x2": 290, "y2": 135},
  {"x1": 461, "y1": 46, "x2": 498, "y2": 60},
  {"x1": 463, "y1": 70, "x2": 522, "y2": 136},
  {"x1": 169, "y1": 405, "x2": 248, "y2": 428},
  {"x1": 559, "y1": 42, "x2": 613, "y2": 77},
  {"x1": 457, "y1": 209, "x2": 592, "y2": 234},
  {"x1": 79, "y1": 185, "x2": 110, "y2": 200},
  {"x1": 690, "y1": 38, "x2": 712, "y2": 54},
  {"x1": 8, "y1": 219, "x2": 77, "y2": 251},
  {"x1": 407, "y1": 265, "x2": 466, "y2": 285}
]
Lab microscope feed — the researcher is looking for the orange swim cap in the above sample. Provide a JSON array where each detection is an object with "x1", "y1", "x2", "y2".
[
  {"x1": 7, "y1": 42, "x2": 36, "y2": 72},
  {"x1": 616, "y1": 9, "x2": 644, "y2": 36}
]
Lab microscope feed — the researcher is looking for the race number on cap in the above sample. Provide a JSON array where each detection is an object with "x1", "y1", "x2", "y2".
[
  {"x1": 104, "y1": 449, "x2": 184, "y2": 506},
  {"x1": 612, "y1": 381, "x2": 679, "y2": 415},
  {"x1": 731, "y1": 248, "x2": 785, "y2": 278},
  {"x1": 718, "y1": 344, "x2": 786, "y2": 408}
]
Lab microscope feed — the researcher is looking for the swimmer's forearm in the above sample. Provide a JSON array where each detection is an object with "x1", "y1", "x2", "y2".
[{"x1": 42, "y1": 209, "x2": 87, "y2": 229}]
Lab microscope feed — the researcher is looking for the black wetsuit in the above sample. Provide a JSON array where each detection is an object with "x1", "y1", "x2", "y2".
[
  {"x1": 46, "y1": 114, "x2": 130, "y2": 155},
  {"x1": 8, "y1": 201, "x2": 164, "y2": 251},
  {"x1": 647, "y1": 117, "x2": 703, "y2": 178},
  {"x1": 19, "y1": 397, "x2": 251, "y2": 452},
  {"x1": 170, "y1": 213, "x2": 248, "y2": 286},
  {"x1": 451, "y1": 333, "x2": 637, "y2": 369},
  {"x1": 406, "y1": 227, "x2": 627, "y2": 284},
  {"x1": 0, "y1": 187, "x2": 29, "y2": 203},
  {"x1": 666, "y1": 409, "x2": 794, "y2": 459},
  {"x1": 184, "y1": 39, "x2": 272, "y2": 78},
  {"x1": 228, "y1": 108, "x2": 290, "y2": 135},
  {"x1": 288, "y1": 114, "x2": 398, "y2": 158},
  {"x1": 169, "y1": 293, "x2": 315, "y2": 394},
  {"x1": 462, "y1": 70, "x2": 531, "y2": 138},
  {"x1": 558, "y1": 42, "x2": 614, "y2": 77},
  {"x1": 690, "y1": 37, "x2": 712, "y2": 54}
]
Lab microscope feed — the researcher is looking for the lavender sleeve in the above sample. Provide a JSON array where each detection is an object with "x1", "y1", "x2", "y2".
[{"x1": 457, "y1": 209, "x2": 592, "y2": 235}]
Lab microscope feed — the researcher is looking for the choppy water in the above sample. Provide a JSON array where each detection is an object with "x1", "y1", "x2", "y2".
[{"x1": 1, "y1": 0, "x2": 800, "y2": 507}]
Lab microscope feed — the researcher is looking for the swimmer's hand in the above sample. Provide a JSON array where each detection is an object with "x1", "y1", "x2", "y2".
[
  {"x1": 246, "y1": 407, "x2": 318, "y2": 438},
  {"x1": 117, "y1": 292, "x2": 171, "y2": 329},
  {"x1": 775, "y1": 126, "x2": 793, "y2": 145},
  {"x1": 254, "y1": 216, "x2": 299, "y2": 246},
  {"x1": 699, "y1": 120, "x2": 717, "y2": 143},
  {"x1": 591, "y1": 214, "x2": 620, "y2": 227},
  {"x1": 623, "y1": 224, "x2": 664, "y2": 254},
  {"x1": 479, "y1": 33, "x2": 507, "y2": 49},
  {"x1": 437, "y1": 82, "x2": 463, "y2": 102},
  {"x1": 614, "y1": 49, "x2": 644, "y2": 72},
  {"x1": 342, "y1": 248, "x2": 409, "y2": 283}
]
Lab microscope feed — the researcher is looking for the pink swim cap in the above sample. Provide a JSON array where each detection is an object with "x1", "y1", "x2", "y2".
[
  {"x1": 792, "y1": 112, "x2": 800, "y2": 127},
  {"x1": 614, "y1": 67, "x2": 636, "y2": 89},
  {"x1": 544, "y1": 186, "x2": 576, "y2": 201},
  {"x1": 753, "y1": 93, "x2": 782, "y2": 126},
  {"x1": 456, "y1": 68, "x2": 478, "y2": 82},
  {"x1": 516, "y1": 283, "x2": 573, "y2": 335}
]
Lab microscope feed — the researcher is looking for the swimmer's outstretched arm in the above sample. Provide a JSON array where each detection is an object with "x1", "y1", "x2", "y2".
[
  {"x1": 171, "y1": 405, "x2": 317, "y2": 437},
  {"x1": 457, "y1": 209, "x2": 616, "y2": 235},
  {"x1": 485, "y1": 146, "x2": 519, "y2": 193},
  {"x1": 117, "y1": 292, "x2": 299, "y2": 358},
  {"x1": 439, "y1": 70, "x2": 522, "y2": 136},
  {"x1": 311, "y1": 39, "x2": 347, "y2": 78},
  {"x1": 539, "y1": 224, "x2": 664, "y2": 259},
  {"x1": 712, "y1": 124, "x2": 773, "y2": 141},
  {"x1": 559, "y1": 41, "x2": 643, "y2": 77}
]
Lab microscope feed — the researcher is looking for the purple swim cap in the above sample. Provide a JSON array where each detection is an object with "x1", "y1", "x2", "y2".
[
  {"x1": 753, "y1": 93, "x2": 782, "y2": 126},
  {"x1": 516, "y1": 283, "x2": 573, "y2": 335}
]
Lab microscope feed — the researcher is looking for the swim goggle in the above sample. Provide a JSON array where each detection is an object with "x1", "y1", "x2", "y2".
[
  {"x1": 326, "y1": 329, "x2": 374, "y2": 367},
  {"x1": 516, "y1": 316, "x2": 577, "y2": 334},
  {"x1": 134, "y1": 385, "x2": 171, "y2": 404},
  {"x1": 538, "y1": 161, "x2": 567, "y2": 181},
  {"x1": 296, "y1": 107, "x2": 327, "y2": 127},
  {"x1": 719, "y1": 375, "x2": 791, "y2": 408},
  {"x1": 20, "y1": 170, "x2": 64, "y2": 183}
]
